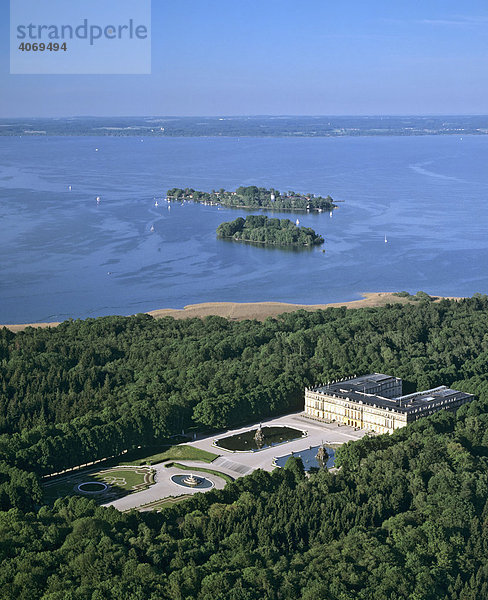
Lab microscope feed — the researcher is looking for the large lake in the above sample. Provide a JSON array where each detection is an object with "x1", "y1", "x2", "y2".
[{"x1": 1, "y1": 135, "x2": 487, "y2": 324}]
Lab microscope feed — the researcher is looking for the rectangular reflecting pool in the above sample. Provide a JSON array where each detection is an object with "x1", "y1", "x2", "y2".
[
  {"x1": 273, "y1": 445, "x2": 336, "y2": 470},
  {"x1": 214, "y1": 426, "x2": 306, "y2": 452}
]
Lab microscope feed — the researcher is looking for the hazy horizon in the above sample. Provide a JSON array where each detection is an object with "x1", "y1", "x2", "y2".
[
  {"x1": 2, "y1": 0, "x2": 488, "y2": 117},
  {"x1": 2, "y1": 113, "x2": 488, "y2": 119}
]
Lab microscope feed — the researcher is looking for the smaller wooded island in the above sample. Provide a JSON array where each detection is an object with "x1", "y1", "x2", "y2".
[
  {"x1": 166, "y1": 185, "x2": 336, "y2": 212},
  {"x1": 217, "y1": 215, "x2": 324, "y2": 247}
]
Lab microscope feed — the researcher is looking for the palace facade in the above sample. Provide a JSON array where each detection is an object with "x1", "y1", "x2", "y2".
[{"x1": 304, "y1": 373, "x2": 474, "y2": 434}]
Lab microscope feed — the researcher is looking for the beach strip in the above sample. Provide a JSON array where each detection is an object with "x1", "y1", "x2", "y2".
[{"x1": 1, "y1": 292, "x2": 463, "y2": 333}]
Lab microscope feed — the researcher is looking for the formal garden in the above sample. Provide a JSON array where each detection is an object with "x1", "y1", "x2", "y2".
[{"x1": 43, "y1": 465, "x2": 155, "y2": 504}]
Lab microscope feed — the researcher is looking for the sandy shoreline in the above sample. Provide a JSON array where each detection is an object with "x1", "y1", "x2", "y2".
[{"x1": 1, "y1": 292, "x2": 463, "y2": 333}]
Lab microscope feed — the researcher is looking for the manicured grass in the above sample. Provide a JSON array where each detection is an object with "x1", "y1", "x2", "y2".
[
  {"x1": 97, "y1": 467, "x2": 153, "y2": 490},
  {"x1": 124, "y1": 444, "x2": 218, "y2": 466},
  {"x1": 103, "y1": 436, "x2": 190, "y2": 466},
  {"x1": 43, "y1": 466, "x2": 154, "y2": 504},
  {"x1": 169, "y1": 462, "x2": 234, "y2": 484},
  {"x1": 44, "y1": 479, "x2": 79, "y2": 502},
  {"x1": 138, "y1": 495, "x2": 192, "y2": 512}
]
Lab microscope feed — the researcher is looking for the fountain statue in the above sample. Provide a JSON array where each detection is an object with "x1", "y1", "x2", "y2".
[
  {"x1": 182, "y1": 473, "x2": 201, "y2": 487},
  {"x1": 316, "y1": 443, "x2": 329, "y2": 469},
  {"x1": 254, "y1": 424, "x2": 265, "y2": 448}
]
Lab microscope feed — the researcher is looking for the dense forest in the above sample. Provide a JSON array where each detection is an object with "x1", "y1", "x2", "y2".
[
  {"x1": 3, "y1": 297, "x2": 488, "y2": 596},
  {"x1": 4, "y1": 404, "x2": 488, "y2": 599},
  {"x1": 167, "y1": 186, "x2": 336, "y2": 212},
  {"x1": 216, "y1": 215, "x2": 324, "y2": 247},
  {"x1": 1, "y1": 297, "x2": 488, "y2": 483}
]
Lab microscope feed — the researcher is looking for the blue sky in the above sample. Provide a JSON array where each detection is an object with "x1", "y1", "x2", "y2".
[{"x1": 1, "y1": 0, "x2": 488, "y2": 116}]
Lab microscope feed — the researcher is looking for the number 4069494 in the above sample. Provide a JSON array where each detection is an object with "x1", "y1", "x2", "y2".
[{"x1": 18, "y1": 42, "x2": 67, "y2": 51}]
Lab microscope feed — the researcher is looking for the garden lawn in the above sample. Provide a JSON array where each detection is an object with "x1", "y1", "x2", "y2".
[
  {"x1": 123, "y1": 444, "x2": 218, "y2": 466},
  {"x1": 168, "y1": 462, "x2": 234, "y2": 484},
  {"x1": 43, "y1": 466, "x2": 153, "y2": 504}
]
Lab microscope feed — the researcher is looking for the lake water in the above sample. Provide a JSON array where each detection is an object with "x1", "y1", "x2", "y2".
[{"x1": 1, "y1": 135, "x2": 487, "y2": 324}]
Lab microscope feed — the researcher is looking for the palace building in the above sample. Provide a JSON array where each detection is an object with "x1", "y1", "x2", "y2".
[{"x1": 304, "y1": 373, "x2": 474, "y2": 434}]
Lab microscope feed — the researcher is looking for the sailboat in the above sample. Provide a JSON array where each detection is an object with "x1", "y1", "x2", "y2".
[
  {"x1": 384, "y1": 235, "x2": 388, "y2": 243},
  {"x1": 296, "y1": 219, "x2": 300, "y2": 226},
  {"x1": 154, "y1": 201, "x2": 159, "y2": 207},
  {"x1": 96, "y1": 196, "x2": 101, "y2": 204},
  {"x1": 150, "y1": 225, "x2": 155, "y2": 232}
]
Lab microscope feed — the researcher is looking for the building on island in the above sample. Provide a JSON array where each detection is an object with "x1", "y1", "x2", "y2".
[{"x1": 304, "y1": 373, "x2": 474, "y2": 434}]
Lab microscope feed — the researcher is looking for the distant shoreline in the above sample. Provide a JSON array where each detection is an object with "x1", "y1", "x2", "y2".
[
  {"x1": 1, "y1": 115, "x2": 487, "y2": 138},
  {"x1": 1, "y1": 292, "x2": 464, "y2": 333}
]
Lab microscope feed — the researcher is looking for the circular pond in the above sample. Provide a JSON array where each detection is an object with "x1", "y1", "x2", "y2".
[
  {"x1": 214, "y1": 426, "x2": 306, "y2": 452},
  {"x1": 77, "y1": 481, "x2": 108, "y2": 494},
  {"x1": 171, "y1": 474, "x2": 214, "y2": 489}
]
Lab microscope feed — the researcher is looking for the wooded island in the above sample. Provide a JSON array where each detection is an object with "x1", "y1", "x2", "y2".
[
  {"x1": 216, "y1": 215, "x2": 324, "y2": 247},
  {"x1": 166, "y1": 185, "x2": 336, "y2": 212}
]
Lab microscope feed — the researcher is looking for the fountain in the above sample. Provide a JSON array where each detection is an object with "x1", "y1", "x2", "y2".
[
  {"x1": 315, "y1": 443, "x2": 329, "y2": 470},
  {"x1": 274, "y1": 445, "x2": 336, "y2": 471},
  {"x1": 254, "y1": 424, "x2": 265, "y2": 448},
  {"x1": 171, "y1": 473, "x2": 214, "y2": 489},
  {"x1": 77, "y1": 481, "x2": 108, "y2": 494},
  {"x1": 182, "y1": 473, "x2": 200, "y2": 487},
  {"x1": 214, "y1": 426, "x2": 305, "y2": 452}
]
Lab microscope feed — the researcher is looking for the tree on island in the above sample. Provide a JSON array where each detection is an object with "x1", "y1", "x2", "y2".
[
  {"x1": 166, "y1": 186, "x2": 336, "y2": 212},
  {"x1": 216, "y1": 215, "x2": 324, "y2": 247}
]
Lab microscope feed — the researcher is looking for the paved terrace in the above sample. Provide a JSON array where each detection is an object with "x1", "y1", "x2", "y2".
[
  {"x1": 105, "y1": 412, "x2": 366, "y2": 511},
  {"x1": 191, "y1": 412, "x2": 366, "y2": 472}
]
